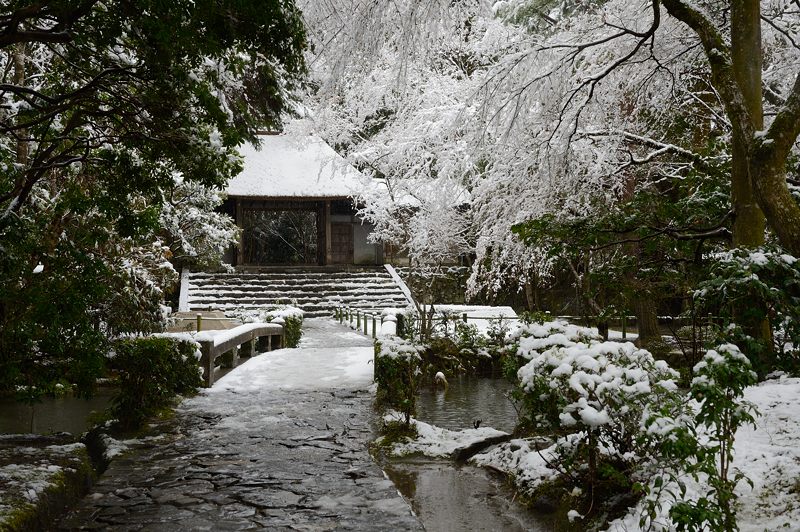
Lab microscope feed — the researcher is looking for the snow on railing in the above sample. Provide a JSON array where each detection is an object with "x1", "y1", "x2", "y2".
[
  {"x1": 384, "y1": 263, "x2": 416, "y2": 307},
  {"x1": 196, "y1": 322, "x2": 284, "y2": 387}
]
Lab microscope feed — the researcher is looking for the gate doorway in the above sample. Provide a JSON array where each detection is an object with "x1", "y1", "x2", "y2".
[
  {"x1": 330, "y1": 223, "x2": 354, "y2": 264},
  {"x1": 241, "y1": 208, "x2": 319, "y2": 265}
]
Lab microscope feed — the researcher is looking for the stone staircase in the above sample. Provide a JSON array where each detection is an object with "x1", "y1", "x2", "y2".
[{"x1": 184, "y1": 267, "x2": 413, "y2": 318}]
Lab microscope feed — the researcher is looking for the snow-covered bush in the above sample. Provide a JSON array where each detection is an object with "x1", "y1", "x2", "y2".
[
  {"x1": 228, "y1": 306, "x2": 304, "y2": 347},
  {"x1": 657, "y1": 344, "x2": 758, "y2": 532},
  {"x1": 374, "y1": 337, "x2": 423, "y2": 424},
  {"x1": 109, "y1": 337, "x2": 203, "y2": 430},
  {"x1": 508, "y1": 320, "x2": 688, "y2": 522}
]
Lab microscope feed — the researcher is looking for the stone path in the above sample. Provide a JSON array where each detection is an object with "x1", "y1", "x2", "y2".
[{"x1": 61, "y1": 319, "x2": 422, "y2": 531}]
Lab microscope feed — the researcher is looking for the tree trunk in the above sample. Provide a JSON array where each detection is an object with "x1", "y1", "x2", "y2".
[
  {"x1": 731, "y1": 0, "x2": 774, "y2": 362},
  {"x1": 524, "y1": 271, "x2": 541, "y2": 311},
  {"x1": 633, "y1": 295, "x2": 660, "y2": 347},
  {"x1": 13, "y1": 44, "x2": 28, "y2": 166},
  {"x1": 730, "y1": 0, "x2": 765, "y2": 249},
  {"x1": 597, "y1": 321, "x2": 609, "y2": 341}
]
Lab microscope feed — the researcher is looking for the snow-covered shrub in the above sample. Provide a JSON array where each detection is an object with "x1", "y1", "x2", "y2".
[
  {"x1": 0, "y1": 202, "x2": 178, "y2": 397},
  {"x1": 510, "y1": 320, "x2": 599, "y2": 358},
  {"x1": 228, "y1": 305, "x2": 304, "y2": 347},
  {"x1": 109, "y1": 337, "x2": 203, "y2": 430},
  {"x1": 502, "y1": 320, "x2": 599, "y2": 392},
  {"x1": 374, "y1": 337, "x2": 423, "y2": 424},
  {"x1": 394, "y1": 307, "x2": 419, "y2": 340},
  {"x1": 659, "y1": 344, "x2": 758, "y2": 532},
  {"x1": 509, "y1": 321, "x2": 688, "y2": 521},
  {"x1": 695, "y1": 247, "x2": 800, "y2": 374}
]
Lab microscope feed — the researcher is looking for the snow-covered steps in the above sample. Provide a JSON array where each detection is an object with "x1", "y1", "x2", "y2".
[{"x1": 184, "y1": 267, "x2": 413, "y2": 318}]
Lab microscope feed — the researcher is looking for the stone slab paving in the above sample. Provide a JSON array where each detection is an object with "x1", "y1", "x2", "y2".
[{"x1": 60, "y1": 319, "x2": 422, "y2": 531}]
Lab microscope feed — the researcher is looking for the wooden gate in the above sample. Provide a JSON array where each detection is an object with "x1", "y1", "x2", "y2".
[{"x1": 330, "y1": 223, "x2": 353, "y2": 264}]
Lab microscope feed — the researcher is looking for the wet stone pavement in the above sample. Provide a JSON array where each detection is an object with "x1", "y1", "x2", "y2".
[{"x1": 60, "y1": 320, "x2": 422, "y2": 531}]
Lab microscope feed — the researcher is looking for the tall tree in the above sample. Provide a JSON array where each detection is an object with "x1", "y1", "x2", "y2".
[
  {"x1": 660, "y1": 0, "x2": 800, "y2": 253},
  {"x1": 0, "y1": 0, "x2": 307, "y2": 394}
]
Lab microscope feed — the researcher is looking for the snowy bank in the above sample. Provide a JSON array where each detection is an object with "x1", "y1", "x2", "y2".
[
  {"x1": 606, "y1": 375, "x2": 800, "y2": 531},
  {"x1": 471, "y1": 376, "x2": 800, "y2": 531},
  {"x1": 381, "y1": 414, "x2": 509, "y2": 460},
  {"x1": 0, "y1": 435, "x2": 93, "y2": 529}
]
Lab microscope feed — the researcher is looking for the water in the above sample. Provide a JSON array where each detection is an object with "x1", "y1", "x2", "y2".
[
  {"x1": 0, "y1": 390, "x2": 113, "y2": 435},
  {"x1": 416, "y1": 375, "x2": 520, "y2": 433},
  {"x1": 385, "y1": 458, "x2": 557, "y2": 531},
  {"x1": 382, "y1": 376, "x2": 561, "y2": 531}
]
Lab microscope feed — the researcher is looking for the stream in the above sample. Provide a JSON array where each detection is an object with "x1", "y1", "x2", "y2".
[
  {"x1": 385, "y1": 375, "x2": 559, "y2": 531},
  {"x1": 0, "y1": 390, "x2": 113, "y2": 435}
]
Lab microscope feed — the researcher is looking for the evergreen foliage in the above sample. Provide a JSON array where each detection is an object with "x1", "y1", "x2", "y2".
[
  {"x1": 0, "y1": 1, "x2": 307, "y2": 395},
  {"x1": 109, "y1": 336, "x2": 203, "y2": 430},
  {"x1": 373, "y1": 337, "x2": 422, "y2": 424}
]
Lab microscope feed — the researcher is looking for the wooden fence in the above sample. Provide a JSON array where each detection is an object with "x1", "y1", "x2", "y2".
[
  {"x1": 197, "y1": 323, "x2": 284, "y2": 387},
  {"x1": 333, "y1": 306, "x2": 382, "y2": 338}
]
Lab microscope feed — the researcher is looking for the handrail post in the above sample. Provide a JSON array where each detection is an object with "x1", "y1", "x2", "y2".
[
  {"x1": 196, "y1": 313, "x2": 203, "y2": 332},
  {"x1": 357, "y1": 310, "x2": 361, "y2": 329},
  {"x1": 199, "y1": 340, "x2": 214, "y2": 387},
  {"x1": 364, "y1": 313, "x2": 368, "y2": 335},
  {"x1": 372, "y1": 315, "x2": 377, "y2": 338},
  {"x1": 622, "y1": 315, "x2": 627, "y2": 340}
]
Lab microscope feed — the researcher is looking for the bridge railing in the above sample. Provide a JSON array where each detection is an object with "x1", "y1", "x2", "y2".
[
  {"x1": 333, "y1": 305, "x2": 384, "y2": 338},
  {"x1": 196, "y1": 323, "x2": 284, "y2": 387}
]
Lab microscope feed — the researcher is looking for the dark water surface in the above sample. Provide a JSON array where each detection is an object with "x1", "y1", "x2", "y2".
[
  {"x1": 385, "y1": 458, "x2": 556, "y2": 531},
  {"x1": 0, "y1": 390, "x2": 113, "y2": 435},
  {"x1": 384, "y1": 376, "x2": 560, "y2": 531},
  {"x1": 416, "y1": 374, "x2": 520, "y2": 433}
]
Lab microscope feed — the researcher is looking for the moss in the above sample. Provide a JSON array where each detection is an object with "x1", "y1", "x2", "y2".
[
  {"x1": 0, "y1": 445, "x2": 94, "y2": 532},
  {"x1": 371, "y1": 420, "x2": 419, "y2": 456}
]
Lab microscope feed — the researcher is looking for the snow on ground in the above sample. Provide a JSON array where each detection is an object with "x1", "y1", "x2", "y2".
[
  {"x1": 0, "y1": 440, "x2": 88, "y2": 523},
  {"x1": 383, "y1": 413, "x2": 508, "y2": 458},
  {"x1": 204, "y1": 318, "x2": 374, "y2": 394},
  {"x1": 472, "y1": 376, "x2": 800, "y2": 530},
  {"x1": 471, "y1": 438, "x2": 559, "y2": 493},
  {"x1": 734, "y1": 376, "x2": 800, "y2": 530},
  {"x1": 607, "y1": 375, "x2": 800, "y2": 531}
]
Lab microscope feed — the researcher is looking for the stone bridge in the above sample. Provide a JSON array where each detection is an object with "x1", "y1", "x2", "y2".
[{"x1": 61, "y1": 319, "x2": 422, "y2": 531}]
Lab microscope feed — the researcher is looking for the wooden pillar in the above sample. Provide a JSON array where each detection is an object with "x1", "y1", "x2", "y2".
[
  {"x1": 325, "y1": 200, "x2": 332, "y2": 265},
  {"x1": 235, "y1": 197, "x2": 244, "y2": 266}
]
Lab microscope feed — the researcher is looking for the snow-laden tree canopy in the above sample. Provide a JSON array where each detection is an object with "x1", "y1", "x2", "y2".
[{"x1": 300, "y1": 0, "x2": 800, "y2": 298}]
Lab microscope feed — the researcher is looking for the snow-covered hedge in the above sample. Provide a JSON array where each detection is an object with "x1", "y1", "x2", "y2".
[
  {"x1": 109, "y1": 337, "x2": 203, "y2": 430},
  {"x1": 511, "y1": 320, "x2": 599, "y2": 359},
  {"x1": 228, "y1": 305, "x2": 304, "y2": 347},
  {"x1": 518, "y1": 340, "x2": 680, "y2": 432},
  {"x1": 374, "y1": 337, "x2": 423, "y2": 424},
  {"x1": 502, "y1": 320, "x2": 689, "y2": 525}
]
